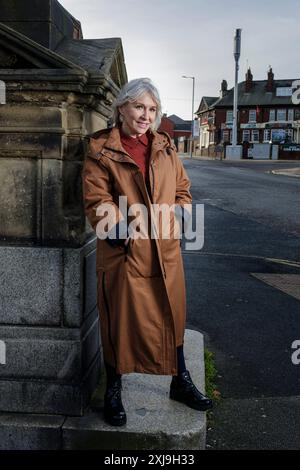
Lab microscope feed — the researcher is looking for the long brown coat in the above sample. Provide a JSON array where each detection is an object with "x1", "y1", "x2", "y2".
[{"x1": 82, "y1": 126, "x2": 192, "y2": 375}]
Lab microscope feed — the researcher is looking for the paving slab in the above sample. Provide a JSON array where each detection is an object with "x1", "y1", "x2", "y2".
[{"x1": 251, "y1": 273, "x2": 300, "y2": 301}]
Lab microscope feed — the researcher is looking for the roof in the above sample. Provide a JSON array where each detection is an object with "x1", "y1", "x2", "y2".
[
  {"x1": 203, "y1": 96, "x2": 219, "y2": 107},
  {"x1": 167, "y1": 114, "x2": 191, "y2": 131},
  {"x1": 0, "y1": 0, "x2": 83, "y2": 50},
  {"x1": 167, "y1": 114, "x2": 187, "y2": 125},
  {"x1": 0, "y1": 21, "x2": 127, "y2": 91},
  {"x1": 54, "y1": 37, "x2": 122, "y2": 72},
  {"x1": 174, "y1": 122, "x2": 191, "y2": 132},
  {"x1": 196, "y1": 96, "x2": 220, "y2": 114},
  {"x1": 215, "y1": 80, "x2": 298, "y2": 107},
  {"x1": 0, "y1": 21, "x2": 84, "y2": 71}
]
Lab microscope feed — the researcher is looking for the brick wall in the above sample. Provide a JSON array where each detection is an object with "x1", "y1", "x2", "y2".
[{"x1": 158, "y1": 116, "x2": 174, "y2": 138}]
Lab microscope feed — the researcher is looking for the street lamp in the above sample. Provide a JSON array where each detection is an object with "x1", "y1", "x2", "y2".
[{"x1": 182, "y1": 75, "x2": 195, "y2": 158}]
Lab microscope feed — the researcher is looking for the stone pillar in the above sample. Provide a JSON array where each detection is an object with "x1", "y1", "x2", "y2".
[
  {"x1": 0, "y1": 86, "x2": 110, "y2": 415},
  {"x1": 0, "y1": 8, "x2": 127, "y2": 414}
]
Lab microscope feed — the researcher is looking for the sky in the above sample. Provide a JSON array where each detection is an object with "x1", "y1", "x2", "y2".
[{"x1": 60, "y1": 0, "x2": 300, "y2": 120}]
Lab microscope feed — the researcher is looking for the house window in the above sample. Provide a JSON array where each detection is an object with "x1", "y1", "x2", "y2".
[
  {"x1": 269, "y1": 109, "x2": 276, "y2": 121},
  {"x1": 251, "y1": 130, "x2": 260, "y2": 143},
  {"x1": 249, "y1": 109, "x2": 256, "y2": 122},
  {"x1": 288, "y1": 109, "x2": 294, "y2": 121},
  {"x1": 277, "y1": 109, "x2": 286, "y2": 121},
  {"x1": 226, "y1": 110, "x2": 233, "y2": 123},
  {"x1": 263, "y1": 129, "x2": 271, "y2": 142},
  {"x1": 208, "y1": 114, "x2": 215, "y2": 124},
  {"x1": 242, "y1": 130, "x2": 250, "y2": 142},
  {"x1": 223, "y1": 131, "x2": 231, "y2": 142},
  {"x1": 203, "y1": 132, "x2": 209, "y2": 147}
]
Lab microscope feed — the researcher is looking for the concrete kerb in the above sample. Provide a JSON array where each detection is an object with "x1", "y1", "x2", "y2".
[
  {"x1": 62, "y1": 329, "x2": 206, "y2": 450},
  {"x1": 271, "y1": 168, "x2": 300, "y2": 178},
  {"x1": 179, "y1": 153, "x2": 300, "y2": 164},
  {"x1": 0, "y1": 329, "x2": 207, "y2": 450}
]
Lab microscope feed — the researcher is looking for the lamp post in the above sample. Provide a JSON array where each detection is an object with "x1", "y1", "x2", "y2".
[{"x1": 182, "y1": 75, "x2": 195, "y2": 158}]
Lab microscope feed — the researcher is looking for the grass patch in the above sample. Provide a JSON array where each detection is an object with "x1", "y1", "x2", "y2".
[{"x1": 204, "y1": 348, "x2": 221, "y2": 401}]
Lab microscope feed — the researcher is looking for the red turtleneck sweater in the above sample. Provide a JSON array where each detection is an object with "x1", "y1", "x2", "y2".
[{"x1": 120, "y1": 129, "x2": 152, "y2": 195}]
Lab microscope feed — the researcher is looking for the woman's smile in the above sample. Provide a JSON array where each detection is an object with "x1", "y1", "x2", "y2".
[{"x1": 119, "y1": 93, "x2": 157, "y2": 137}]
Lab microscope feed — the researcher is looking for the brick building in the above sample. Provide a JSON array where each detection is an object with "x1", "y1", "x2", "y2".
[
  {"x1": 196, "y1": 68, "x2": 300, "y2": 159},
  {"x1": 159, "y1": 115, "x2": 175, "y2": 138},
  {"x1": 159, "y1": 114, "x2": 192, "y2": 152}
]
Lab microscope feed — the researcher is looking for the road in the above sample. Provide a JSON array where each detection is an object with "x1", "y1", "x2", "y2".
[{"x1": 181, "y1": 159, "x2": 300, "y2": 449}]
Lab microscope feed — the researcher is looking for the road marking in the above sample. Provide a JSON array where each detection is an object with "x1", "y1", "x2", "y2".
[{"x1": 265, "y1": 258, "x2": 300, "y2": 269}]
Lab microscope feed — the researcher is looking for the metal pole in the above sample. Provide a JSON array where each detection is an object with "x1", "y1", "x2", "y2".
[
  {"x1": 182, "y1": 75, "x2": 195, "y2": 158},
  {"x1": 232, "y1": 29, "x2": 241, "y2": 146},
  {"x1": 190, "y1": 76, "x2": 195, "y2": 158}
]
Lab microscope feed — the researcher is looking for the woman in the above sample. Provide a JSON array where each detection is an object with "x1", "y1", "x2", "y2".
[{"x1": 82, "y1": 78, "x2": 212, "y2": 426}]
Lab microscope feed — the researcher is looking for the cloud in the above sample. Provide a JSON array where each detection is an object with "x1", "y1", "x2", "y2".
[{"x1": 59, "y1": 0, "x2": 300, "y2": 119}]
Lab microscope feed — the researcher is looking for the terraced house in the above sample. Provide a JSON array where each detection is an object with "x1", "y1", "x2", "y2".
[{"x1": 197, "y1": 67, "x2": 300, "y2": 159}]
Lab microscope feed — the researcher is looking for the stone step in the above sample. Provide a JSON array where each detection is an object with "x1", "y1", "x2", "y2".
[{"x1": 0, "y1": 329, "x2": 207, "y2": 450}]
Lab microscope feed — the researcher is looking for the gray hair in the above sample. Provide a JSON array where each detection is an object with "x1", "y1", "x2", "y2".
[{"x1": 112, "y1": 77, "x2": 162, "y2": 130}]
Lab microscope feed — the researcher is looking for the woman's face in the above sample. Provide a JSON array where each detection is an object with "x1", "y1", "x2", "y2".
[{"x1": 119, "y1": 93, "x2": 157, "y2": 137}]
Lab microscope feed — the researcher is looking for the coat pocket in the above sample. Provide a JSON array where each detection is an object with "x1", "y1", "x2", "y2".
[{"x1": 126, "y1": 238, "x2": 161, "y2": 278}]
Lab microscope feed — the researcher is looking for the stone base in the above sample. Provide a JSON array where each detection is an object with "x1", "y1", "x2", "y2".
[
  {"x1": 0, "y1": 238, "x2": 101, "y2": 415},
  {"x1": 0, "y1": 351, "x2": 101, "y2": 415}
]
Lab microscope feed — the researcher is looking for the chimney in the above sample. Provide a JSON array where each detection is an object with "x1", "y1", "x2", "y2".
[
  {"x1": 220, "y1": 79, "x2": 228, "y2": 98},
  {"x1": 245, "y1": 67, "x2": 253, "y2": 92},
  {"x1": 0, "y1": 0, "x2": 83, "y2": 50},
  {"x1": 266, "y1": 66, "x2": 274, "y2": 92}
]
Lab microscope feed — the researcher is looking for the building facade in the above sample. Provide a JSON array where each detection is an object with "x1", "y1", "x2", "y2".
[
  {"x1": 196, "y1": 68, "x2": 300, "y2": 159},
  {"x1": 159, "y1": 114, "x2": 191, "y2": 152}
]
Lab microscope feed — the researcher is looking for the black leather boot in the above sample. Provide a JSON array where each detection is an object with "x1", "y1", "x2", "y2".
[
  {"x1": 170, "y1": 370, "x2": 213, "y2": 411},
  {"x1": 104, "y1": 377, "x2": 127, "y2": 426}
]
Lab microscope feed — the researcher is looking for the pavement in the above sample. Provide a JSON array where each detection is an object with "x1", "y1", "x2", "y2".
[
  {"x1": 206, "y1": 396, "x2": 300, "y2": 450},
  {"x1": 251, "y1": 273, "x2": 300, "y2": 301}
]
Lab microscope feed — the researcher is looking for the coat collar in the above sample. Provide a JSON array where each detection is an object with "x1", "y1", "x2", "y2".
[
  {"x1": 87, "y1": 126, "x2": 175, "y2": 163},
  {"x1": 120, "y1": 128, "x2": 149, "y2": 149}
]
